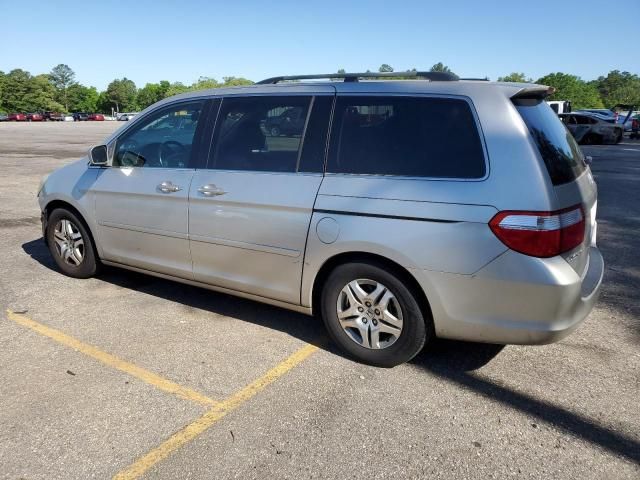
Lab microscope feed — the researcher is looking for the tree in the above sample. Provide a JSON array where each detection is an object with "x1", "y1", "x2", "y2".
[
  {"x1": 165, "y1": 82, "x2": 190, "y2": 97},
  {"x1": 378, "y1": 64, "x2": 394, "y2": 73},
  {"x1": 67, "y1": 84, "x2": 99, "y2": 112},
  {"x1": 430, "y1": 62, "x2": 454, "y2": 74},
  {"x1": 220, "y1": 76, "x2": 253, "y2": 87},
  {"x1": 1, "y1": 69, "x2": 34, "y2": 112},
  {"x1": 593, "y1": 70, "x2": 640, "y2": 107},
  {"x1": 22, "y1": 74, "x2": 64, "y2": 112},
  {"x1": 105, "y1": 78, "x2": 137, "y2": 112},
  {"x1": 498, "y1": 72, "x2": 532, "y2": 83},
  {"x1": 537, "y1": 72, "x2": 604, "y2": 109},
  {"x1": 0, "y1": 71, "x2": 5, "y2": 113},
  {"x1": 136, "y1": 80, "x2": 171, "y2": 109},
  {"x1": 49, "y1": 64, "x2": 76, "y2": 111}
]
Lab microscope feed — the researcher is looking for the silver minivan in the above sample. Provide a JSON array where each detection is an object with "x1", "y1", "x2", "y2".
[{"x1": 38, "y1": 72, "x2": 604, "y2": 367}]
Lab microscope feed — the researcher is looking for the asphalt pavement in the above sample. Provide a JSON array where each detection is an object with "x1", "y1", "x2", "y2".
[{"x1": 0, "y1": 122, "x2": 638, "y2": 479}]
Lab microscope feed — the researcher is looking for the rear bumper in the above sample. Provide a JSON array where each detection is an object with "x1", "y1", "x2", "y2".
[{"x1": 412, "y1": 246, "x2": 604, "y2": 345}]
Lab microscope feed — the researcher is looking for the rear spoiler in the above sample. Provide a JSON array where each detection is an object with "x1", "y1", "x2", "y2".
[{"x1": 512, "y1": 85, "x2": 555, "y2": 100}]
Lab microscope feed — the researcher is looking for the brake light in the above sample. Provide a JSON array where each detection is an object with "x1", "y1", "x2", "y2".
[
  {"x1": 489, "y1": 205, "x2": 585, "y2": 258},
  {"x1": 633, "y1": 119, "x2": 639, "y2": 129}
]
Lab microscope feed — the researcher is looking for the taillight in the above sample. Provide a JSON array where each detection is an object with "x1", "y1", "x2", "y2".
[
  {"x1": 633, "y1": 119, "x2": 639, "y2": 129},
  {"x1": 489, "y1": 205, "x2": 585, "y2": 258}
]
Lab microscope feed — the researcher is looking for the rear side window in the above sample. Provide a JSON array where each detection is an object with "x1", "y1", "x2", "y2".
[
  {"x1": 327, "y1": 96, "x2": 486, "y2": 178},
  {"x1": 514, "y1": 99, "x2": 586, "y2": 185}
]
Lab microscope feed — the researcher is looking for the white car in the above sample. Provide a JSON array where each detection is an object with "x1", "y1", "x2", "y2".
[
  {"x1": 117, "y1": 112, "x2": 138, "y2": 121},
  {"x1": 63, "y1": 114, "x2": 74, "y2": 122}
]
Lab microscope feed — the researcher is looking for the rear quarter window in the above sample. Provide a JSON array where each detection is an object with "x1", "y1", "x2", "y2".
[
  {"x1": 514, "y1": 98, "x2": 586, "y2": 185},
  {"x1": 327, "y1": 96, "x2": 486, "y2": 179}
]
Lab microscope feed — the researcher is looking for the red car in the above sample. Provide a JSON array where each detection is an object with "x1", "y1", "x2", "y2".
[
  {"x1": 87, "y1": 113, "x2": 105, "y2": 121},
  {"x1": 7, "y1": 113, "x2": 27, "y2": 121},
  {"x1": 27, "y1": 113, "x2": 44, "y2": 121}
]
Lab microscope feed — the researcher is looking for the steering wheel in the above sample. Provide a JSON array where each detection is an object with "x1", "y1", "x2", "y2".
[{"x1": 159, "y1": 140, "x2": 184, "y2": 167}]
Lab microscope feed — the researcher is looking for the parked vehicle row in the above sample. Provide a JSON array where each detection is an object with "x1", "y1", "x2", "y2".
[
  {"x1": 0, "y1": 112, "x2": 106, "y2": 122},
  {"x1": 38, "y1": 72, "x2": 604, "y2": 367}
]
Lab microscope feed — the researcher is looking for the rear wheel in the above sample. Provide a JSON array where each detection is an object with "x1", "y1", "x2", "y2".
[
  {"x1": 46, "y1": 208, "x2": 99, "y2": 278},
  {"x1": 615, "y1": 130, "x2": 623, "y2": 144},
  {"x1": 320, "y1": 262, "x2": 431, "y2": 367}
]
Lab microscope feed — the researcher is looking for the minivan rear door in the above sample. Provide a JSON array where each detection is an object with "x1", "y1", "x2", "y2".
[
  {"x1": 188, "y1": 90, "x2": 334, "y2": 304},
  {"x1": 514, "y1": 98, "x2": 597, "y2": 276}
]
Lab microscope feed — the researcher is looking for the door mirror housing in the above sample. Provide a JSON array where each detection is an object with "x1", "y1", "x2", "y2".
[{"x1": 89, "y1": 145, "x2": 108, "y2": 166}]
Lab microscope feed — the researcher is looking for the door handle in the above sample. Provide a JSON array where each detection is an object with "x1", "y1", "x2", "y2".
[
  {"x1": 157, "y1": 181, "x2": 181, "y2": 193},
  {"x1": 197, "y1": 184, "x2": 227, "y2": 196}
]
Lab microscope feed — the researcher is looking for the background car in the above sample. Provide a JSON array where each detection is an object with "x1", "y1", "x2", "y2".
[
  {"x1": 87, "y1": 113, "x2": 105, "y2": 121},
  {"x1": 262, "y1": 106, "x2": 306, "y2": 136},
  {"x1": 559, "y1": 112, "x2": 624, "y2": 144},
  {"x1": 7, "y1": 113, "x2": 27, "y2": 121},
  {"x1": 117, "y1": 112, "x2": 138, "y2": 121},
  {"x1": 27, "y1": 113, "x2": 44, "y2": 122},
  {"x1": 630, "y1": 115, "x2": 640, "y2": 139},
  {"x1": 0, "y1": 113, "x2": 7, "y2": 122},
  {"x1": 63, "y1": 114, "x2": 74, "y2": 122},
  {"x1": 574, "y1": 108, "x2": 617, "y2": 121},
  {"x1": 47, "y1": 112, "x2": 65, "y2": 121},
  {"x1": 72, "y1": 112, "x2": 89, "y2": 121}
]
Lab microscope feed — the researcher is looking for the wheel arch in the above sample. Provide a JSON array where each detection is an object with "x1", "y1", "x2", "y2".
[
  {"x1": 310, "y1": 251, "x2": 433, "y2": 327},
  {"x1": 43, "y1": 199, "x2": 101, "y2": 259}
]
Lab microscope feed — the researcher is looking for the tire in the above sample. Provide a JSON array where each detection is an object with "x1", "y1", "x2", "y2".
[
  {"x1": 46, "y1": 208, "x2": 100, "y2": 278},
  {"x1": 615, "y1": 130, "x2": 623, "y2": 144},
  {"x1": 270, "y1": 126, "x2": 280, "y2": 137},
  {"x1": 320, "y1": 262, "x2": 432, "y2": 367}
]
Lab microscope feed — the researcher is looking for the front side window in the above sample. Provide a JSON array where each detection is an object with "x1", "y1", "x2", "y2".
[
  {"x1": 114, "y1": 101, "x2": 204, "y2": 168},
  {"x1": 211, "y1": 96, "x2": 312, "y2": 172},
  {"x1": 327, "y1": 96, "x2": 486, "y2": 178}
]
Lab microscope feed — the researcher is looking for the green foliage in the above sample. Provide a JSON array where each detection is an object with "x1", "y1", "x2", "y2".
[
  {"x1": 1, "y1": 63, "x2": 638, "y2": 116},
  {"x1": 430, "y1": 62, "x2": 454, "y2": 74},
  {"x1": 497, "y1": 72, "x2": 532, "y2": 83},
  {"x1": 593, "y1": 70, "x2": 640, "y2": 107},
  {"x1": 0, "y1": 69, "x2": 62, "y2": 112},
  {"x1": 49, "y1": 64, "x2": 76, "y2": 110},
  {"x1": 67, "y1": 84, "x2": 99, "y2": 112},
  {"x1": 136, "y1": 80, "x2": 171, "y2": 109},
  {"x1": 536, "y1": 72, "x2": 604, "y2": 109},
  {"x1": 105, "y1": 77, "x2": 137, "y2": 112},
  {"x1": 220, "y1": 76, "x2": 253, "y2": 87}
]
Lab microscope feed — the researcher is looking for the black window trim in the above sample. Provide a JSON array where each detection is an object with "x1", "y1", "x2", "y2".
[
  {"x1": 109, "y1": 97, "x2": 213, "y2": 170},
  {"x1": 325, "y1": 93, "x2": 490, "y2": 182},
  {"x1": 203, "y1": 93, "x2": 335, "y2": 175}
]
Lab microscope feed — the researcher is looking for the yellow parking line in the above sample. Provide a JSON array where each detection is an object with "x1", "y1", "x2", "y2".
[
  {"x1": 113, "y1": 343, "x2": 318, "y2": 480},
  {"x1": 6, "y1": 310, "x2": 217, "y2": 407}
]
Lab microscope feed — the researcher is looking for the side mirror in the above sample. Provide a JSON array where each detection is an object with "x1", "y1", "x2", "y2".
[{"x1": 89, "y1": 145, "x2": 108, "y2": 166}]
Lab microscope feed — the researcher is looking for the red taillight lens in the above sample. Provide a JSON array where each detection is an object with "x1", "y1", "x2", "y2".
[
  {"x1": 633, "y1": 119, "x2": 639, "y2": 129},
  {"x1": 489, "y1": 205, "x2": 585, "y2": 258}
]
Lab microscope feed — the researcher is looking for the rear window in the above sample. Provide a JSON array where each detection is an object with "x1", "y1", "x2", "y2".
[
  {"x1": 515, "y1": 99, "x2": 586, "y2": 185},
  {"x1": 327, "y1": 96, "x2": 486, "y2": 178}
]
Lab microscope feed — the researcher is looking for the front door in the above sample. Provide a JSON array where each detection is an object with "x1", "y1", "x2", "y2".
[
  {"x1": 189, "y1": 93, "x2": 334, "y2": 304},
  {"x1": 93, "y1": 99, "x2": 208, "y2": 278}
]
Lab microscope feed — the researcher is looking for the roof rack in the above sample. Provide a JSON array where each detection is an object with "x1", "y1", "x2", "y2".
[{"x1": 256, "y1": 71, "x2": 459, "y2": 85}]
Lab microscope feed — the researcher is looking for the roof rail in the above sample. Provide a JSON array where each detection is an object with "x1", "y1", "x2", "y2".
[{"x1": 256, "y1": 71, "x2": 459, "y2": 84}]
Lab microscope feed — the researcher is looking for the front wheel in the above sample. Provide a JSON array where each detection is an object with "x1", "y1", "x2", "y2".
[
  {"x1": 46, "y1": 208, "x2": 99, "y2": 278},
  {"x1": 321, "y1": 262, "x2": 432, "y2": 367}
]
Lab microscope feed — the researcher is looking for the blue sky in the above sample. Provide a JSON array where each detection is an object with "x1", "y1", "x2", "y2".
[{"x1": 1, "y1": 0, "x2": 637, "y2": 90}]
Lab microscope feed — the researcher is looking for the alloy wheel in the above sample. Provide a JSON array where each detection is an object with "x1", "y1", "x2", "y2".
[
  {"x1": 336, "y1": 278, "x2": 403, "y2": 349},
  {"x1": 53, "y1": 219, "x2": 85, "y2": 266}
]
